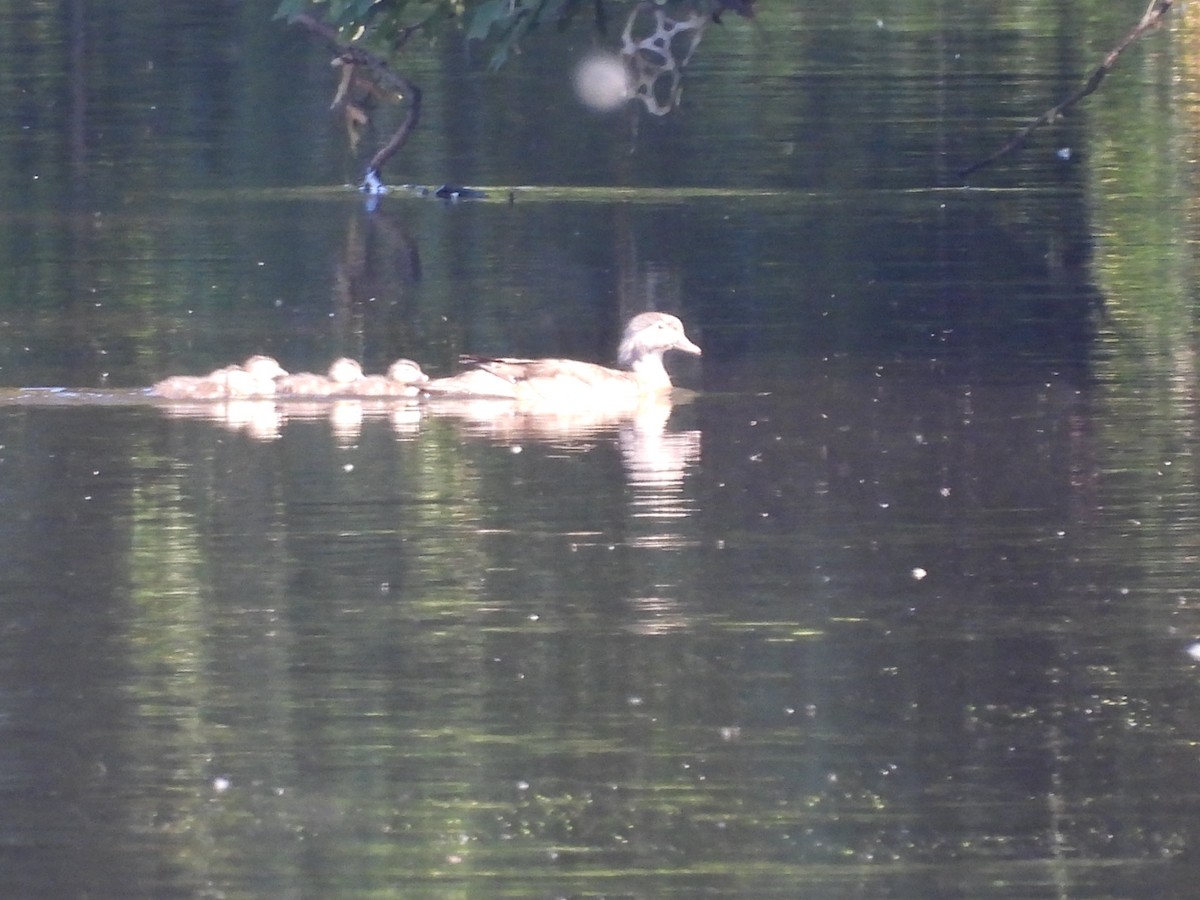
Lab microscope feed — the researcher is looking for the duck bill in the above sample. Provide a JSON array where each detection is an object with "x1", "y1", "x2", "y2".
[{"x1": 676, "y1": 337, "x2": 702, "y2": 356}]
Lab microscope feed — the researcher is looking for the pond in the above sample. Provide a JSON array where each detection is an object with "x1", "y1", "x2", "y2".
[{"x1": 2, "y1": 2, "x2": 1200, "y2": 898}]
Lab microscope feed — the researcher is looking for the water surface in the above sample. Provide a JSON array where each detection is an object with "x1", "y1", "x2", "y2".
[{"x1": 1, "y1": 2, "x2": 1200, "y2": 898}]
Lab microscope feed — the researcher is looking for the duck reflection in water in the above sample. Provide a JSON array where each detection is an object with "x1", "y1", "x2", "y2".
[{"x1": 422, "y1": 312, "x2": 702, "y2": 485}]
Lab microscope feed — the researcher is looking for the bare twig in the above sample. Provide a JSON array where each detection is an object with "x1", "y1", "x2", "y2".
[{"x1": 958, "y1": 0, "x2": 1172, "y2": 180}]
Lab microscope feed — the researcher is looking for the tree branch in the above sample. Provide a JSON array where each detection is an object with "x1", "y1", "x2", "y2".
[
  {"x1": 288, "y1": 13, "x2": 423, "y2": 191},
  {"x1": 958, "y1": 0, "x2": 1172, "y2": 180}
]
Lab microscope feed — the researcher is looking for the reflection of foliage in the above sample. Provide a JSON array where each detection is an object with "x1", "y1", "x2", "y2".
[{"x1": 274, "y1": 0, "x2": 751, "y2": 70}]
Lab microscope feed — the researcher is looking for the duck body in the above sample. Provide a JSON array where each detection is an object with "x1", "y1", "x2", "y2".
[
  {"x1": 275, "y1": 358, "x2": 427, "y2": 398},
  {"x1": 347, "y1": 359, "x2": 429, "y2": 397},
  {"x1": 151, "y1": 374, "x2": 230, "y2": 401},
  {"x1": 274, "y1": 371, "x2": 333, "y2": 397},
  {"x1": 421, "y1": 312, "x2": 700, "y2": 404},
  {"x1": 276, "y1": 358, "x2": 363, "y2": 397}
]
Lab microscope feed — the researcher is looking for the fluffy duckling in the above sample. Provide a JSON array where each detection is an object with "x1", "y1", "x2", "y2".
[
  {"x1": 389, "y1": 358, "x2": 429, "y2": 385},
  {"x1": 348, "y1": 358, "x2": 430, "y2": 397},
  {"x1": 151, "y1": 372, "x2": 229, "y2": 400},
  {"x1": 151, "y1": 355, "x2": 286, "y2": 400},
  {"x1": 226, "y1": 355, "x2": 288, "y2": 397},
  {"x1": 243, "y1": 355, "x2": 288, "y2": 381},
  {"x1": 275, "y1": 357, "x2": 364, "y2": 397},
  {"x1": 421, "y1": 312, "x2": 700, "y2": 404}
]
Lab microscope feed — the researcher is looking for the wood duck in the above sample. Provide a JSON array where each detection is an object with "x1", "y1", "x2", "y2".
[{"x1": 421, "y1": 312, "x2": 701, "y2": 404}]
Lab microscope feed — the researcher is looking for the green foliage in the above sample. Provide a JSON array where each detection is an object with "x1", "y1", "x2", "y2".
[
  {"x1": 466, "y1": 0, "x2": 572, "y2": 69},
  {"x1": 274, "y1": 0, "x2": 632, "y2": 68}
]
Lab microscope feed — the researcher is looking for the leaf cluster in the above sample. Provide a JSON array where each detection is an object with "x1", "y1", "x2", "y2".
[{"x1": 274, "y1": 0, "x2": 678, "y2": 69}]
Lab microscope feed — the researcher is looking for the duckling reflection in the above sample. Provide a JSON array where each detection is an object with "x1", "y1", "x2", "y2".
[
  {"x1": 273, "y1": 395, "x2": 422, "y2": 440},
  {"x1": 328, "y1": 399, "x2": 365, "y2": 445},
  {"x1": 422, "y1": 312, "x2": 700, "y2": 406},
  {"x1": 223, "y1": 399, "x2": 284, "y2": 440},
  {"x1": 155, "y1": 398, "x2": 283, "y2": 441}
]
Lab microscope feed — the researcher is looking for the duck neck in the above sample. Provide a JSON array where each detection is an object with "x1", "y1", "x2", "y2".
[{"x1": 628, "y1": 352, "x2": 672, "y2": 392}]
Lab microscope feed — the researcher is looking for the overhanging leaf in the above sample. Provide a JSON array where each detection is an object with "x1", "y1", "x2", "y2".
[{"x1": 466, "y1": 0, "x2": 516, "y2": 43}]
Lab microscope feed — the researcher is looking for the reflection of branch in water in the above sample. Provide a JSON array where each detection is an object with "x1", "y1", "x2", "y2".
[
  {"x1": 958, "y1": 0, "x2": 1173, "y2": 179},
  {"x1": 331, "y1": 207, "x2": 422, "y2": 338}
]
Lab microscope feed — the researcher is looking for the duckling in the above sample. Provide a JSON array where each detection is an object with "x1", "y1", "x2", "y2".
[
  {"x1": 421, "y1": 312, "x2": 700, "y2": 404},
  {"x1": 350, "y1": 376, "x2": 402, "y2": 397},
  {"x1": 151, "y1": 371, "x2": 230, "y2": 400},
  {"x1": 151, "y1": 355, "x2": 285, "y2": 400},
  {"x1": 243, "y1": 355, "x2": 288, "y2": 382},
  {"x1": 348, "y1": 358, "x2": 430, "y2": 397},
  {"x1": 327, "y1": 357, "x2": 365, "y2": 388},
  {"x1": 223, "y1": 366, "x2": 274, "y2": 398},
  {"x1": 388, "y1": 358, "x2": 429, "y2": 386},
  {"x1": 276, "y1": 358, "x2": 364, "y2": 397},
  {"x1": 274, "y1": 370, "x2": 330, "y2": 397},
  {"x1": 227, "y1": 355, "x2": 288, "y2": 397}
]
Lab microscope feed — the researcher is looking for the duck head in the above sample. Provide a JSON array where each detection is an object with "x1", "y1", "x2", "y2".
[
  {"x1": 617, "y1": 312, "x2": 701, "y2": 371},
  {"x1": 387, "y1": 358, "x2": 429, "y2": 385},
  {"x1": 327, "y1": 358, "x2": 365, "y2": 385},
  {"x1": 242, "y1": 355, "x2": 288, "y2": 380}
]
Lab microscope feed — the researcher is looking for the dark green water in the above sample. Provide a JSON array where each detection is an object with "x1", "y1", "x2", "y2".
[{"x1": 1, "y1": 2, "x2": 1199, "y2": 898}]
